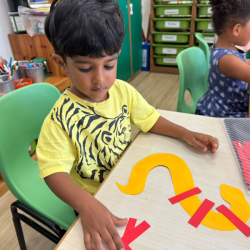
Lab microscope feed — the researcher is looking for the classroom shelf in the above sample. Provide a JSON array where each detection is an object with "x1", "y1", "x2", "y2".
[{"x1": 150, "y1": 0, "x2": 198, "y2": 74}]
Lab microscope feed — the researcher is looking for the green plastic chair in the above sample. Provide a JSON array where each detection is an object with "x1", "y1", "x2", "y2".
[
  {"x1": 195, "y1": 33, "x2": 210, "y2": 89},
  {"x1": 176, "y1": 47, "x2": 207, "y2": 114},
  {"x1": 0, "y1": 83, "x2": 76, "y2": 250}
]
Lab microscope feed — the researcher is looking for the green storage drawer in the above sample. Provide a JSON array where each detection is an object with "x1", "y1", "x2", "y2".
[
  {"x1": 152, "y1": 44, "x2": 189, "y2": 55},
  {"x1": 198, "y1": 0, "x2": 210, "y2": 3},
  {"x1": 154, "y1": 0, "x2": 193, "y2": 3},
  {"x1": 152, "y1": 31, "x2": 190, "y2": 44},
  {"x1": 195, "y1": 18, "x2": 213, "y2": 31},
  {"x1": 153, "y1": 18, "x2": 191, "y2": 30},
  {"x1": 195, "y1": 32, "x2": 215, "y2": 44},
  {"x1": 153, "y1": 55, "x2": 177, "y2": 66},
  {"x1": 153, "y1": 4, "x2": 192, "y2": 17},
  {"x1": 197, "y1": 4, "x2": 212, "y2": 17}
]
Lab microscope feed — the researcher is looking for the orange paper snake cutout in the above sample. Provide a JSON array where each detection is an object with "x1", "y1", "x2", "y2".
[{"x1": 116, "y1": 153, "x2": 250, "y2": 231}]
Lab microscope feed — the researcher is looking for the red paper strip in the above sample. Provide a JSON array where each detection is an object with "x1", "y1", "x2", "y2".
[
  {"x1": 122, "y1": 218, "x2": 150, "y2": 250},
  {"x1": 216, "y1": 205, "x2": 250, "y2": 237},
  {"x1": 188, "y1": 199, "x2": 215, "y2": 228},
  {"x1": 168, "y1": 187, "x2": 202, "y2": 205}
]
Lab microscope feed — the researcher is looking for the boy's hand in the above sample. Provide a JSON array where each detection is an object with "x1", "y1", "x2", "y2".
[
  {"x1": 183, "y1": 131, "x2": 219, "y2": 153},
  {"x1": 79, "y1": 196, "x2": 128, "y2": 250}
]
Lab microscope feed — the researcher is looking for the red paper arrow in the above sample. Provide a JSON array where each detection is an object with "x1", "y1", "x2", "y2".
[{"x1": 121, "y1": 218, "x2": 150, "y2": 250}]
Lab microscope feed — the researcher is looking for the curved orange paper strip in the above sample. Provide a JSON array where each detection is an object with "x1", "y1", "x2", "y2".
[{"x1": 116, "y1": 153, "x2": 250, "y2": 231}]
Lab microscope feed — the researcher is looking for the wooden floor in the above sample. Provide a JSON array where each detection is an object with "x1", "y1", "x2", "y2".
[{"x1": 0, "y1": 71, "x2": 180, "y2": 250}]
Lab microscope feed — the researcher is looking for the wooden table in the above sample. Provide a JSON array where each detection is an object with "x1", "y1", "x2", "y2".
[
  {"x1": 45, "y1": 76, "x2": 72, "y2": 92},
  {"x1": 55, "y1": 110, "x2": 250, "y2": 250}
]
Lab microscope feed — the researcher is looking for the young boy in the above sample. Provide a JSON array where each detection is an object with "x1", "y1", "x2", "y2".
[{"x1": 37, "y1": 0, "x2": 219, "y2": 249}]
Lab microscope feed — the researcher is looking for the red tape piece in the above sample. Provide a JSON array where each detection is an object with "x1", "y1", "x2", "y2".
[
  {"x1": 188, "y1": 199, "x2": 215, "y2": 228},
  {"x1": 216, "y1": 205, "x2": 250, "y2": 237},
  {"x1": 232, "y1": 141, "x2": 250, "y2": 184},
  {"x1": 168, "y1": 187, "x2": 202, "y2": 205},
  {"x1": 123, "y1": 218, "x2": 136, "y2": 235},
  {"x1": 122, "y1": 218, "x2": 150, "y2": 250}
]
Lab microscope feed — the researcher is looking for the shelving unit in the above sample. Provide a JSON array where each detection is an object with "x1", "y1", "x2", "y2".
[
  {"x1": 150, "y1": 0, "x2": 198, "y2": 74},
  {"x1": 195, "y1": 1, "x2": 215, "y2": 46}
]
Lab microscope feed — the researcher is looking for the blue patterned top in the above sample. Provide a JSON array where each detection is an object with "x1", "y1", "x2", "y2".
[{"x1": 195, "y1": 45, "x2": 249, "y2": 117}]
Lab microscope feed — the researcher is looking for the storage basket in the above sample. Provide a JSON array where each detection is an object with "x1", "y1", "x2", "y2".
[
  {"x1": 153, "y1": 4, "x2": 192, "y2": 17},
  {"x1": 152, "y1": 44, "x2": 189, "y2": 55},
  {"x1": 152, "y1": 31, "x2": 190, "y2": 44},
  {"x1": 153, "y1": 18, "x2": 191, "y2": 31}
]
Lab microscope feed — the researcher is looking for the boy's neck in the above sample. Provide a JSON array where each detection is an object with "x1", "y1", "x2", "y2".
[{"x1": 215, "y1": 34, "x2": 238, "y2": 52}]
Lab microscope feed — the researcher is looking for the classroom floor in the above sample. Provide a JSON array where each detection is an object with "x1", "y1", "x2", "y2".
[{"x1": 0, "y1": 71, "x2": 180, "y2": 250}]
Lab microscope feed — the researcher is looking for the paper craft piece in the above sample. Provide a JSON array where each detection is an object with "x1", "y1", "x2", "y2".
[
  {"x1": 217, "y1": 205, "x2": 250, "y2": 237},
  {"x1": 232, "y1": 141, "x2": 250, "y2": 186},
  {"x1": 169, "y1": 187, "x2": 202, "y2": 205},
  {"x1": 188, "y1": 199, "x2": 215, "y2": 228},
  {"x1": 116, "y1": 153, "x2": 250, "y2": 231},
  {"x1": 121, "y1": 218, "x2": 150, "y2": 250}
]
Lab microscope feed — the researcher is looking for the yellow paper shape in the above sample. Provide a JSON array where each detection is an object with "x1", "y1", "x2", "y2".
[{"x1": 116, "y1": 153, "x2": 250, "y2": 231}]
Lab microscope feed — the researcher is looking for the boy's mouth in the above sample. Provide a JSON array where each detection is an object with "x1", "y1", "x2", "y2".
[{"x1": 92, "y1": 87, "x2": 106, "y2": 92}]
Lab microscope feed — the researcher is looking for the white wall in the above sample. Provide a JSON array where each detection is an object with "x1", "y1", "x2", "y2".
[
  {"x1": 0, "y1": 0, "x2": 14, "y2": 60},
  {"x1": 142, "y1": 0, "x2": 151, "y2": 39}
]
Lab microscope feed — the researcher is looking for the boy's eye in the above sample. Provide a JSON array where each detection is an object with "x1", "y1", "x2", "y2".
[
  {"x1": 79, "y1": 68, "x2": 91, "y2": 72},
  {"x1": 105, "y1": 65, "x2": 115, "y2": 70}
]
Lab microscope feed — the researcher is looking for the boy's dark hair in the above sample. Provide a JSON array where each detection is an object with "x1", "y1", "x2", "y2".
[
  {"x1": 210, "y1": 0, "x2": 250, "y2": 35},
  {"x1": 45, "y1": 0, "x2": 125, "y2": 59}
]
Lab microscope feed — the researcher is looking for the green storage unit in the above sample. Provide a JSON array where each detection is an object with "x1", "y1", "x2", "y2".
[
  {"x1": 195, "y1": 32, "x2": 215, "y2": 44},
  {"x1": 197, "y1": 4, "x2": 212, "y2": 17},
  {"x1": 153, "y1": 55, "x2": 177, "y2": 66},
  {"x1": 154, "y1": 0, "x2": 193, "y2": 2},
  {"x1": 152, "y1": 31, "x2": 190, "y2": 44},
  {"x1": 198, "y1": 0, "x2": 210, "y2": 3},
  {"x1": 153, "y1": 4, "x2": 192, "y2": 17},
  {"x1": 195, "y1": 18, "x2": 213, "y2": 31},
  {"x1": 152, "y1": 44, "x2": 189, "y2": 55},
  {"x1": 153, "y1": 18, "x2": 191, "y2": 30}
]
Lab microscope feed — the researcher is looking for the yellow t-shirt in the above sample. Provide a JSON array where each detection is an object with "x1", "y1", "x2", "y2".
[{"x1": 37, "y1": 79, "x2": 160, "y2": 194}]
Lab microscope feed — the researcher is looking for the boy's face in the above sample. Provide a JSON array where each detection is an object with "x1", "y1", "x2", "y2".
[{"x1": 53, "y1": 52, "x2": 119, "y2": 102}]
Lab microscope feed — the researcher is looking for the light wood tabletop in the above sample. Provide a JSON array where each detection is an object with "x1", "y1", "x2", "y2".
[{"x1": 55, "y1": 110, "x2": 250, "y2": 250}]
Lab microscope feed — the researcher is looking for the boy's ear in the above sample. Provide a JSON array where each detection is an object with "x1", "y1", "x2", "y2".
[
  {"x1": 232, "y1": 23, "x2": 241, "y2": 37},
  {"x1": 52, "y1": 54, "x2": 68, "y2": 74},
  {"x1": 117, "y1": 50, "x2": 121, "y2": 56}
]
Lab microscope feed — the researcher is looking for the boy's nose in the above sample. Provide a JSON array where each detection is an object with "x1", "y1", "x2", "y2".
[{"x1": 93, "y1": 68, "x2": 106, "y2": 84}]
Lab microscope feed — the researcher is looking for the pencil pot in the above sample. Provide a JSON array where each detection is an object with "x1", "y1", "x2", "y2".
[
  {"x1": 0, "y1": 74, "x2": 9, "y2": 81},
  {"x1": 0, "y1": 78, "x2": 15, "y2": 94},
  {"x1": 18, "y1": 60, "x2": 30, "y2": 78},
  {"x1": 24, "y1": 66, "x2": 44, "y2": 83},
  {"x1": 12, "y1": 68, "x2": 21, "y2": 80}
]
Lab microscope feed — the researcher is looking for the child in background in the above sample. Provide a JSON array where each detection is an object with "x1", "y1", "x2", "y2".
[
  {"x1": 196, "y1": 0, "x2": 250, "y2": 118},
  {"x1": 37, "y1": 0, "x2": 219, "y2": 249}
]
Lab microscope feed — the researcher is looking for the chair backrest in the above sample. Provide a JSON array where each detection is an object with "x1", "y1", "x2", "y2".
[
  {"x1": 0, "y1": 83, "x2": 75, "y2": 229},
  {"x1": 176, "y1": 47, "x2": 207, "y2": 114},
  {"x1": 195, "y1": 33, "x2": 210, "y2": 89}
]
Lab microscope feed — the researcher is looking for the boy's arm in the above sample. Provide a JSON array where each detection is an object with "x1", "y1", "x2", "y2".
[
  {"x1": 219, "y1": 54, "x2": 250, "y2": 85},
  {"x1": 149, "y1": 116, "x2": 219, "y2": 153},
  {"x1": 45, "y1": 172, "x2": 127, "y2": 250}
]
